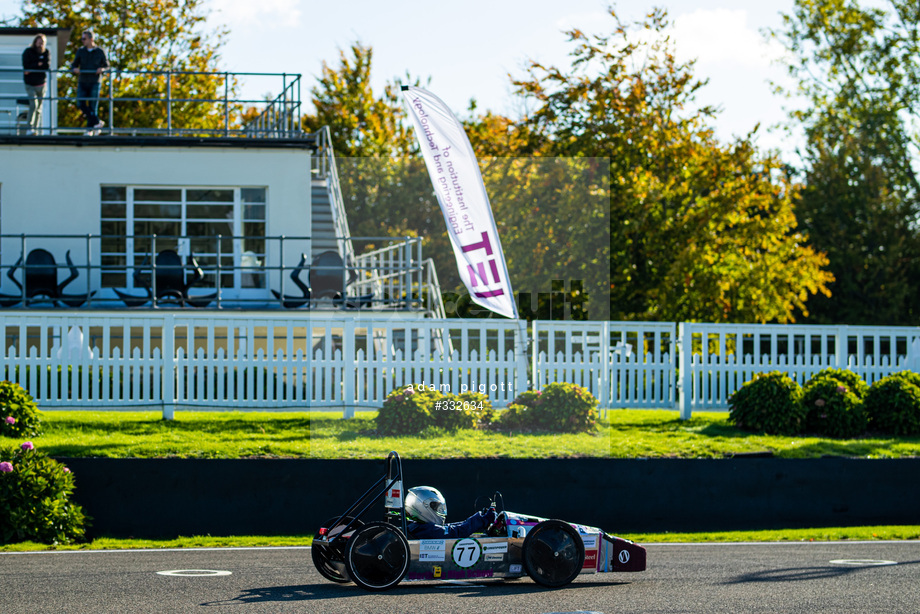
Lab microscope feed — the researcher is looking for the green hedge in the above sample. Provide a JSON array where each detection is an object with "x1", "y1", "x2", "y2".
[
  {"x1": 376, "y1": 385, "x2": 495, "y2": 435},
  {"x1": 0, "y1": 381, "x2": 42, "y2": 439},
  {"x1": 728, "y1": 372, "x2": 805, "y2": 435},
  {"x1": 0, "y1": 442, "x2": 89, "y2": 545},
  {"x1": 864, "y1": 372, "x2": 920, "y2": 436},
  {"x1": 496, "y1": 383, "x2": 599, "y2": 433}
]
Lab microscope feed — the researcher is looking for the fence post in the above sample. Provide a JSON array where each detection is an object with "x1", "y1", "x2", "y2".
[
  {"x1": 835, "y1": 325, "x2": 848, "y2": 369},
  {"x1": 343, "y1": 320, "x2": 356, "y2": 419},
  {"x1": 516, "y1": 320, "x2": 529, "y2": 400},
  {"x1": 678, "y1": 322, "x2": 692, "y2": 419},
  {"x1": 529, "y1": 320, "x2": 539, "y2": 394},
  {"x1": 166, "y1": 71, "x2": 172, "y2": 135},
  {"x1": 599, "y1": 320, "x2": 610, "y2": 416},
  {"x1": 162, "y1": 314, "x2": 175, "y2": 420}
]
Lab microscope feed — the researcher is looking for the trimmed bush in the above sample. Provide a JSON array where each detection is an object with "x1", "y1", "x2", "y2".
[
  {"x1": 453, "y1": 391, "x2": 495, "y2": 427},
  {"x1": 534, "y1": 382, "x2": 599, "y2": 432},
  {"x1": 0, "y1": 381, "x2": 42, "y2": 439},
  {"x1": 496, "y1": 403, "x2": 531, "y2": 431},
  {"x1": 864, "y1": 372, "x2": 920, "y2": 436},
  {"x1": 801, "y1": 377, "x2": 867, "y2": 438},
  {"x1": 804, "y1": 368, "x2": 869, "y2": 400},
  {"x1": 728, "y1": 371, "x2": 805, "y2": 435},
  {"x1": 378, "y1": 386, "x2": 497, "y2": 434},
  {"x1": 0, "y1": 442, "x2": 89, "y2": 545},
  {"x1": 430, "y1": 392, "x2": 477, "y2": 430},
  {"x1": 497, "y1": 384, "x2": 599, "y2": 433},
  {"x1": 376, "y1": 386, "x2": 437, "y2": 436}
]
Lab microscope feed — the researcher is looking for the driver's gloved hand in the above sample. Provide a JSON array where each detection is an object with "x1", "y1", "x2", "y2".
[{"x1": 482, "y1": 507, "x2": 497, "y2": 525}]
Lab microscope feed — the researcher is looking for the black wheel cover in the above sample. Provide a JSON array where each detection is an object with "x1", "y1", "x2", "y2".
[
  {"x1": 345, "y1": 521, "x2": 410, "y2": 591},
  {"x1": 312, "y1": 516, "x2": 363, "y2": 584},
  {"x1": 522, "y1": 520, "x2": 585, "y2": 588}
]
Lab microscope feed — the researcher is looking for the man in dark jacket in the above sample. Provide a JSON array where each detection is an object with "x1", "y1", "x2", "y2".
[
  {"x1": 21, "y1": 33, "x2": 50, "y2": 135},
  {"x1": 71, "y1": 29, "x2": 109, "y2": 135},
  {"x1": 404, "y1": 486, "x2": 497, "y2": 539}
]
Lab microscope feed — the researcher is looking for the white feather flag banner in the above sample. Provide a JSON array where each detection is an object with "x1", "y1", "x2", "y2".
[{"x1": 401, "y1": 85, "x2": 518, "y2": 319}]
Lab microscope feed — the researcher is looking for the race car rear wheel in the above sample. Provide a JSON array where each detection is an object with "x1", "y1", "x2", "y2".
[
  {"x1": 312, "y1": 516, "x2": 363, "y2": 583},
  {"x1": 344, "y1": 521, "x2": 410, "y2": 591},
  {"x1": 522, "y1": 519, "x2": 585, "y2": 588}
]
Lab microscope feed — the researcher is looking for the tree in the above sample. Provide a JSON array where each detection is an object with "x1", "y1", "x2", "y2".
[
  {"x1": 510, "y1": 8, "x2": 833, "y2": 322},
  {"x1": 301, "y1": 43, "x2": 415, "y2": 158},
  {"x1": 19, "y1": 0, "x2": 230, "y2": 133},
  {"x1": 773, "y1": 0, "x2": 920, "y2": 324}
]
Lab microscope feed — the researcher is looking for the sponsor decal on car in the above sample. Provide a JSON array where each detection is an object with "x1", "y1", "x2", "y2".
[
  {"x1": 420, "y1": 552, "x2": 446, "y2": 562},
  {"x1": 484, "y1": 553, "x2": 504, "y2": 562},
  {"x1": 483, "y1": 543, "x2": 508, "y2": 554},
  {"x1": 581, "y1": 534, "x2": 599, "y2": 548},
  {"x1": 509, "y1": 564, "x2": 522, "y2": 574},
  {"x1": 582, "y1": 550, "x2": 598, "y2": 570}
]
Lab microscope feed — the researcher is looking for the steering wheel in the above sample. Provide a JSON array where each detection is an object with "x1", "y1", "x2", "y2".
[{"x1": 486, "y1": 510, "x2": 506, "y2": 537}]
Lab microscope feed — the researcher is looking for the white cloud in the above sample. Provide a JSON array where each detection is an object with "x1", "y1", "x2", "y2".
[
  {"x1": 208, "y1": 0, "x2": 302, "y2": 28},
  {"x1": 669, "y1": 8, "x2": 783, "y2": 68}
]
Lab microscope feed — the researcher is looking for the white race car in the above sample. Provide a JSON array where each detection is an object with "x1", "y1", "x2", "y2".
[{"x1": 312, "y1": 452, "x2": 647, "y2": 591}]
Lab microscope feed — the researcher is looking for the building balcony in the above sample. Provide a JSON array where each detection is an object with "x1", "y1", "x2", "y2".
[
  {"x1": 0, "y1": 66, "x2": 301, "y2": 139},
  {"x1": 0, "y1": 233, "x2": 443, "y2": 315}
]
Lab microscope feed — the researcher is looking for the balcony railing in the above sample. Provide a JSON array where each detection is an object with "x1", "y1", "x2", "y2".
[
  {"x1": 0, "y1": 67, "x2": 302, "y2": 138},
  {"x1": 0, "y1": 233, "x2": 442, "y2": 313}
]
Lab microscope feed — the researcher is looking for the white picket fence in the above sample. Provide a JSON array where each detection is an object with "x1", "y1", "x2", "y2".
[
  {"x1": 677, "y1": 323, "x2": 920, "y2": 418},
  {"x1": 1, "y1": 311, "x2": 918, "y2": 418}
]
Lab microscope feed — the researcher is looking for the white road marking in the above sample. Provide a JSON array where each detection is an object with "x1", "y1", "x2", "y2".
[
  {"x1": 156, "y1": 569, "x2": 232, "y2": 576},
  {"x1": 829, "y1": 559, "x2": 897, "y2": 566}
]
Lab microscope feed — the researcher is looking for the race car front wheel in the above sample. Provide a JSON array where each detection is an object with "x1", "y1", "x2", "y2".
[
  {"x1": 522, "y1": 519, "x2": 585, "y2": 588},
  {"x1": 312, "y1": 516, "x2": 364, "y2": 584},
  {"x1": 344, "y1": 521, "x2": 410, "y2": 591}
]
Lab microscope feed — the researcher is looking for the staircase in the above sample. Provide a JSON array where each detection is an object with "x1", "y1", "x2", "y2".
[{"x1": 310, "y1": 178, "x2": 341, "y2": 259}]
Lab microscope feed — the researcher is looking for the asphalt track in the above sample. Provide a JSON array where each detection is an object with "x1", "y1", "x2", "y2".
[{"x1": 1, "y1": 542, "x2": 918, "y2": 613}]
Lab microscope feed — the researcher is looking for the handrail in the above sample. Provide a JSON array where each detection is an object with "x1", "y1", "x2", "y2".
[
  {"x1": 312, "y1": 125, "x2": 357, "y2": 269},
  {"x1": 0, "y1": 67, "x2": 303, "y2": 138},
  {"x1": 423, "y1": 257, "x2": 447, "y2": 319}
]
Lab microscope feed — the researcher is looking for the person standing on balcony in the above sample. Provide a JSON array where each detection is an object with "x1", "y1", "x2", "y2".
[
  {"x1": 71, "y1": 30, "x2": 109, "y2": 136},
  {"x1": 21, "y1": 34, "x2": 50, "y2": 135}
]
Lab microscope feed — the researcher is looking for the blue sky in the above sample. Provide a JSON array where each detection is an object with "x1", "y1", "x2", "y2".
[{"x1": 2, "y1": 0, "x2": 802, "y2": 155}]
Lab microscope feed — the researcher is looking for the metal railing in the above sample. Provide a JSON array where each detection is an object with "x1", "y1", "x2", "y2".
[
  {"x1": 312, "y1": 126, "x2": 355, "y2": 262},
  {"x1": 0, "y1": 233, "x2": 440, "y2": 313},
  {"x1": 0, "y1": 67, "x2": 302, "y2": 137}
]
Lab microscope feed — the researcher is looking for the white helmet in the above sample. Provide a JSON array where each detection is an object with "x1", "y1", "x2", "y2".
[{"x1": 405, "y1": 486, "x2": 447, "y2": 524}]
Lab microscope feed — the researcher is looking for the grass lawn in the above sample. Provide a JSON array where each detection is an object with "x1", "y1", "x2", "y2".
[
  {"x1": 3, "y1": 525, "x2": 919, "y2": 552},
  {"x1": 18, "y1": 409, "x2": 920, "y2": 459}
]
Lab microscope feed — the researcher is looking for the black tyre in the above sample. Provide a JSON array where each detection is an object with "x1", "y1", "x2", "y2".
[
  {"x1": 344, "y1": 521, "x2": 410, "y2": 591},
  {"x1": 522, "y1": 519, "x2": 585, "y2": 588},
  {"x1": 312, "y1": 516, "x2": 363, "y2": 584}
]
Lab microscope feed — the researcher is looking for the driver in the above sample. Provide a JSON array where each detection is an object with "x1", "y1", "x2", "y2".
[{"x1": 405, "y1": 486, "x2": 496, "y2": 539}]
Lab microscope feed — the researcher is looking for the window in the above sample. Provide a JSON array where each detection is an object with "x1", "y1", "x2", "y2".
[{"x1": 100, "y1": 186, "x2": 267, "y2": 290}]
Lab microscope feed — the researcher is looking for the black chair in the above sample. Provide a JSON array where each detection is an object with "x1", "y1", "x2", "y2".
[
  {"x1": 271, "y1": 253, "x2": 311, "y2": 308},
  {"x1": 310, "y1": 250, "x2": 356, "y2": 300},
  {"x1": 0, "y1": 249, "x2": 95, "y2": 308},
  {"x1": 114, "y1": 249, "x2": 217, "y2": 307}
]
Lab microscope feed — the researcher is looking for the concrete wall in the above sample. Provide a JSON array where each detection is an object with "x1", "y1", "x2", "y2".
[{"x1": 60, "y1": 457, "x2": 920, "y2": 539}]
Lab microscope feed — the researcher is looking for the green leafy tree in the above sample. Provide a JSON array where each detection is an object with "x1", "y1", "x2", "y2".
[
  {"x1": 510, "y1": 8, "x2": 832, "y2": 322},
  {"x1": 301, "y1": 42, "x2": 415, "y2": 158},
  {"x1": 773, "y1": 0, "x2": 920, "y2": 324},
  {"x1": 19, "y1": 0, "x2": 231, "y2": 133}
]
